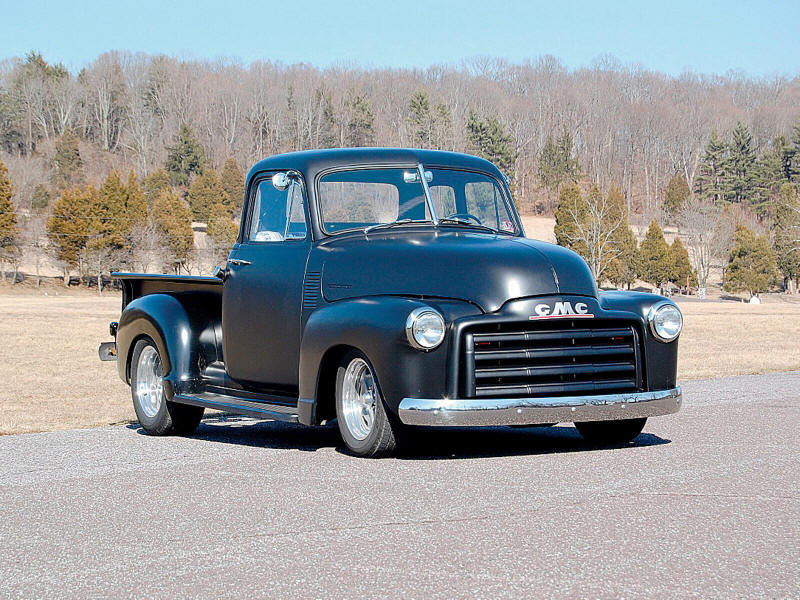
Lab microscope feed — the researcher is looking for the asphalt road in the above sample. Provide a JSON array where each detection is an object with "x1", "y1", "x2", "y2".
[{"x1": 1, "y1": 373, "x2": 798, "y2": 599}]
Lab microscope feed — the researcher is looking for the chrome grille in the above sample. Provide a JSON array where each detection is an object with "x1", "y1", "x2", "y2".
[{"x1": 463, "y1": 320, "x2": 642, "y2": 398}]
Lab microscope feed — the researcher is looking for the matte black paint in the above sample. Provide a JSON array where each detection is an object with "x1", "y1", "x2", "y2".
[{"x1": 110, "y1": 148, "x2": 680, "y2": 428}]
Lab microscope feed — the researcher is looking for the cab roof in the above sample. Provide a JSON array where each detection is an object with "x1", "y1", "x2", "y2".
[{"x1": 246, "y1": 148, "x2": 505, "y2": 184}]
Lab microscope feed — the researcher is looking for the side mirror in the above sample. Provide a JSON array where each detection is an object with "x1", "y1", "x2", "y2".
[
  {"x1": 272, "y1": 172, "x2": 290, "y2": 190},
  {"x1": 213, "y1": 265, "x2": 227, "y2": 280}
]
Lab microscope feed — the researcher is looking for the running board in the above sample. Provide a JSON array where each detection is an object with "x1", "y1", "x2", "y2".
[{"x1": 173, "y1": 392, "x2": 299, "y2": 423}]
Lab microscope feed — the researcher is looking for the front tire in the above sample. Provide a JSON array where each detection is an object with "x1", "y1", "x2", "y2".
[
  {"x1": 574, "y1": 418, "x2": 647, "y2": 445},
  {"x1": 130, "y1": 338, "x2": 204, "y2": 436},
  {"x1": 335, "y1": 350, "x2": 398, "y2": 457}
]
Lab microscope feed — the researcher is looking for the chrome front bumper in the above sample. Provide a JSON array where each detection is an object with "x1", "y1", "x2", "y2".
[{"x1": 397, "y1": 387, "x2": 681, "y2": 427}]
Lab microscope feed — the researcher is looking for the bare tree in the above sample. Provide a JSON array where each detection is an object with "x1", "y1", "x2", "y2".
[{"x1": 677, "y1": 196, "x2": 736, "y2": 291}]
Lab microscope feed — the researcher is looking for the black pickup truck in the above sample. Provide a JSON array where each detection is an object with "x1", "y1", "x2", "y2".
[{"x1": 101, "y1": 148, "x2": 682, "y2": 457}]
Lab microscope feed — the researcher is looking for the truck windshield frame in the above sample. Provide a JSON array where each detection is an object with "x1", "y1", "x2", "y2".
[{"x1": 316, "y1": 164, "x2": 518, "y2": 237}]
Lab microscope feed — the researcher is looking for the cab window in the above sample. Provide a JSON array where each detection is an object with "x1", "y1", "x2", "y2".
[{"x1": 248, "y1": 177, "x2": 307, "y2": 242}]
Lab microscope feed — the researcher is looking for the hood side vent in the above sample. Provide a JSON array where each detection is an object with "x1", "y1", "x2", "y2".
[{"x1": 303, "y1": 271, "x2": 322, "y2": 311}]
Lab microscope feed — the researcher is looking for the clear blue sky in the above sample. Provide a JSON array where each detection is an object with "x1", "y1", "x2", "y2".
[{"x1": 2, "y1": 0, "x2": 798, "y2": 76}]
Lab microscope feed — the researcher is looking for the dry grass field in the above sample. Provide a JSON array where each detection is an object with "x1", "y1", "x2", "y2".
[{"x1": 2, "y1": 285, "x2": 799, "y2": 434}]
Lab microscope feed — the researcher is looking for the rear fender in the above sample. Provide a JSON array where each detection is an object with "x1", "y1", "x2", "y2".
[{"x1": 116, "y1": 292, "x2": 220, "y2": 396}]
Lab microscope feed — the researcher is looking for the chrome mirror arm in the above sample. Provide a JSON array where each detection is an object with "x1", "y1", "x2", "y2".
[{"x1": 417, "y1": 163, "x2": 438, "y2": 225}]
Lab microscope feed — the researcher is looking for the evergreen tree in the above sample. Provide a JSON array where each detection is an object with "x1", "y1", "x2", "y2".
[
  {"x1": 220, "y1": 158, "x2": 245, "y2": 212},
  {"x1": 0, "y1": 160, "x2": 20, "y2": 276},
  {"x1": 344, "y1": 90, "x2": 375, "y2": 147},
  {"x1": 604, "y1": 185, "x2": 639, "y2": 289},
  {"x1": 165, "y1": 123, "x2": 205, "y2": 186},
  {"x1": 466, "y1": 110, "x2": 517, "y2": 178},
  {"x1": 639, "y1": 220, "x2": 672, "y2": 288},
  {"x1": 695, "y1": 130, "x2": 727, "y2": 205},
  {"x1": 774, "y1": 183, "x2": 800, "y2": 291},
  {"x1": 538, "y1": 126, "x2": 578, "y2": 194},
  {"x1": 142, "y1": 169, "x2": 171, "y2": 206},
  {"x1": 53, "y1": 129, "x2": 84, "y2": 190},
  {"x1": 723, "y1": 225, "x2": 778, "y2": 297},
  {"x1": 206, "y1": 202, "x2": 239, "y2": 262},
  {"x1": 30, "y1": 183, "x2": 51, "y2": 213},
  {"x1": 125, "y1": 170, "x2": 148, "y2": 228},
  {"x1": 664, "y1": 173, "x2": 690, "y2": 219},
  {"x1": 152, "y1": 188, "x2": 194, "y2": 272},
  {"x1": 408, "y1": 89, "x2": 435, "y2": 148},
  {"x1": 313, "y1": 85, "x2": 337, "y2": 148},
  {"x1": 789, "y1": 119, "x2": 800, "y2": 181},
  {"x1": 47, "y1": 186, "x2": 96, "y2": 280},
  {"x1": 188, "y1": 169, "x2": 226, "y2": 222},
  {"x1": 95, "y1": 170, "x2": 130, "y2": 248},
  {"x1": 668, "y1": 237, "x2": 697, "y2": 290},
  {"x1": 724, "y1": 122, "x2": 757, "y2": 205},
  {"x1": 553, "y1": 183, "x2": 587, "y2": 255}
]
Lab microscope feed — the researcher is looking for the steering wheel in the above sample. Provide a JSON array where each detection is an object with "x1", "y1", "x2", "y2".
[{"x1": 444, "y1": 212, "x2": 482, "y2": 225}]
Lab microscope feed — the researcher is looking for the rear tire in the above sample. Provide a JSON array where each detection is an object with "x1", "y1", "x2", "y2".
[
  {"x1": 130, "y1": 338, "x2": 204, "y2": 436},
  {"x1": 575, "y1": 418, "x2": 647, "y2": 445},
  {"x1": 335, "y1": 350, "x2": 398, "y2": 457}
]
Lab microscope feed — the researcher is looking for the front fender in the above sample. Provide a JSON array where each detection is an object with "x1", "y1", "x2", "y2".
[
  {"x1": 116, "y1": 292, "x2": 220, "y2": 396},
  {"x1": 298, "y1": 297, "x2": 479, "y2": 425},
  {"x1": 599, "y1": 290, "x2": 681, "y2": 390}
]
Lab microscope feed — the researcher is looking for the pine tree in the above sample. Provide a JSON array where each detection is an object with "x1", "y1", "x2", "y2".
[
  {"x1": 639, "y1": 220, "x2": 672, "y2": 288},
  {"x1": 152, "y1": 188, "x2": 194, "y2": 273},
  {"x1": 142, "y1": 169, "x2": 171, "y2": 206},
  {"x1": 538, "y1": 126, "x2": 578, "y2": 194},
  {"x1": 668, "y1": 237, "x2": 697, "y2": 290},
  {"x1": 724, "y1": 122, "x2": 757, "y2": 205},
  {"x1": 165, "y1": 123, "x2": 205, "y2": 186},
  {"x1": 695, "y1": 130, "x2": 727, "y2": 205},
  {"x1": 605, "y1": 185, "x2": 639, "y2": 289},
  {"x1": 220, "y1": 158, "x2": 245, "y2": 212},
  {"x1": 30, "y1": 183, "x2": 51, "y2": 213},
  {"x1": 188, "y1": 169, "x2": 226, "y2": 222},
  {"x1": 408, "y1": 89, "x2": 435, "y2": 148},
  {"x1": 789, "y1": 119, "x2": 800, "y2": 181},
  {"x1": 344, "y1": 90, "x2": 375, "y2": 147},
  {"x1": 313, "y1": 85, "x2": 337, "y2": 148},
  {"x1": 664, "y1": 173, "x2": 690, "y2": 219},
  {"x1": 0, "y1": 159, "x2": 20, "y2": 279},
  {"x1": 47, "y1": 186, "x2": 96, "y2": 281},
  {"x1": 774, "y1": 183, "x2": 800, "y2": 291},
  {"x1": 466, "y1": 110, "x2": 517, "y2": 178},
  {"x1": 554, "y1": 183, "x2": 587, "y2": 255},
  {"x1": 723, "y1": 225, "x2": 778, "y2": 297},
  {"x1": 95, "y1": 170, "x2": 130, "y2": 248},
  {"x1": 53, "y1": 129, "x2": 84, "y2": 190},
  {"x1": 206, "y1": 202, "x2": 239, "y2": 263},
  {"x1": 125, "y1": 170, "x2": 147, "y2": 228}
]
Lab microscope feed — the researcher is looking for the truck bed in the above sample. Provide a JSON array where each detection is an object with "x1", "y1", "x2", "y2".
[{"x1": 113, "y1": 272, "x2": 222, "y2": 309}]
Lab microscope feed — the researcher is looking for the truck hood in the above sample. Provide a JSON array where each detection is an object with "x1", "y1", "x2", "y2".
[{"x1": 318, "y1": 230, "x2": 597, "y2": 313}]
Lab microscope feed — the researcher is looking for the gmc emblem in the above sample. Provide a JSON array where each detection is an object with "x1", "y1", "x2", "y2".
[{"x1": 530, "y1": 301, "x2": 594, "y2": 320}]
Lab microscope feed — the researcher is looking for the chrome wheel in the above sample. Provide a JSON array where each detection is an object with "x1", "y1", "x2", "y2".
[
  {"x1": 340, "y1": 358, "x2": 377, "y2": 441},
  {"x1": 135, "y1": 345, "x2": 164, "y2": 418}
]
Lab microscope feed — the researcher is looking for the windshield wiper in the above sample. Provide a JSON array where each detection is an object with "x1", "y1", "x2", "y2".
[
  {"x1": 437, "y1": 217, "x2": 500, "y2": 234},
  {"x1": 364, "y1": 219, "x2": 427, "y2": 234}
]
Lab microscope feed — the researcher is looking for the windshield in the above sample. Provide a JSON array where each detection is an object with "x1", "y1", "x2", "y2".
[{"x1": 318, "y1": 166, "x2": 517, "y2": 235}]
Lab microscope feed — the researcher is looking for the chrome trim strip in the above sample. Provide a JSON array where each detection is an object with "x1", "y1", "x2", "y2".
[{"x1": 398, "y1": 387, "x2": 681, "y2": 427}]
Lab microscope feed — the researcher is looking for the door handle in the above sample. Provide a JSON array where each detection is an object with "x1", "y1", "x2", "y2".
[{"x1": 228, "y1": 258, "x2": 252, "y2": 266}]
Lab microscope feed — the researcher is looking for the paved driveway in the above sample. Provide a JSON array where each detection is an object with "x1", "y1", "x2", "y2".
[{"x1": 1, "y1": 372, "x2": 798, "y2": 598}]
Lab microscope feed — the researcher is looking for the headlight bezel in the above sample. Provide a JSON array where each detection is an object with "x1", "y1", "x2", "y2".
[
  {"x1": 405, "y1": 307, "x2": 446, "y2": 351},
  {"x1": 647, "y1": 301, "x2": 683, "y2": 343}
]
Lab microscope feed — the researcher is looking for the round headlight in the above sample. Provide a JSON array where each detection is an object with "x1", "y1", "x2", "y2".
[
  {"x1": 648, "y1": 302, "x2": 683, "y2": 342},
  {"x1": 406, "y1": 307, "x2": 446, "y2": 350}
]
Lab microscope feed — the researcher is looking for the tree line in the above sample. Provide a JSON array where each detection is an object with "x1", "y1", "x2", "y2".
[{"x1": 0, "y1": 50, "x2": 799, "y2": 294}]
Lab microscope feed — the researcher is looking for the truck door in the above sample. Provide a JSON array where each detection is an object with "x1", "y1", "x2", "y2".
[{"x1": 222, "y1": 173, "x2": 310, "y2": 390}]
